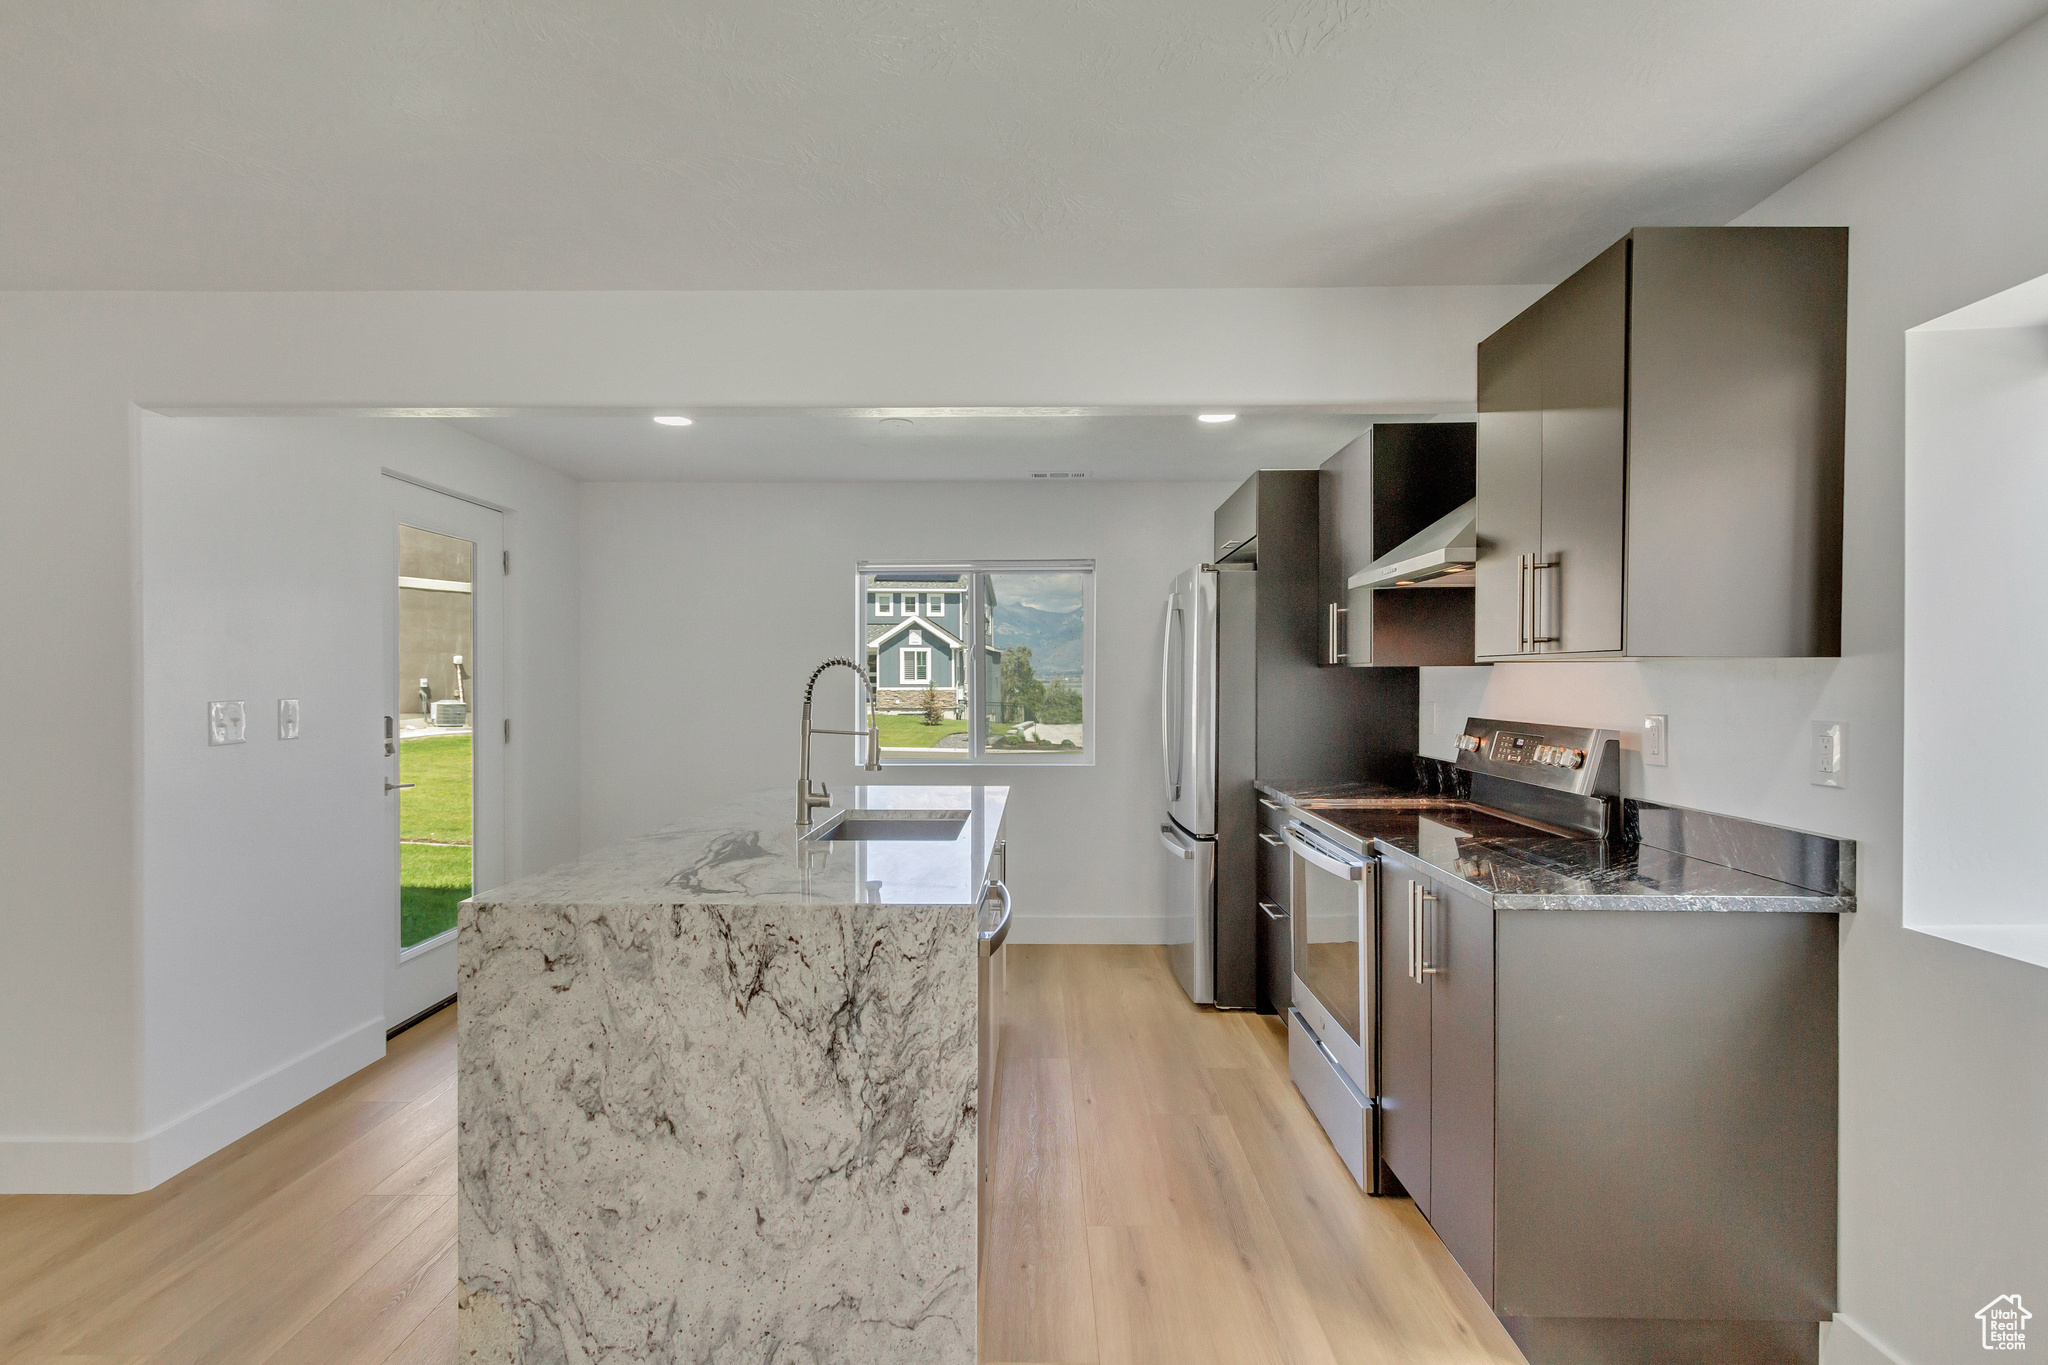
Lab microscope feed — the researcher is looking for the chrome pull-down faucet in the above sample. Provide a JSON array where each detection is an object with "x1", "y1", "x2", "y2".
[{"x1": 797, "y1": 657, "x2": 883, "y2": 826}]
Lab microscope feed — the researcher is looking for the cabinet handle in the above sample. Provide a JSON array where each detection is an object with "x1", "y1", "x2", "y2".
[
  {"x1": 1406, "y1": 882, "x2": 1420, "y2": 984},
  {"x1": 1530, "y1": 558, "x2": 1560, "y2": 647},
  {"x1": 1419, "y1": 887, "x2": 1443, "y2": 976},
  {"x1": 1518, "y1": 555, "x2": 1530, "y2": 652},
  {"x1": 1258, "y1": 831, "x2": 1286, "y2": 848},
  {"x1": 1326, "y1": 602, "x2": 1347, "y2": 665},
  {"x1": 1258, "y1": 900, "x2": 1287, "y2": 921}
]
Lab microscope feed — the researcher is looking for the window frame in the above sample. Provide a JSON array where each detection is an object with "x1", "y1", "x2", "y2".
[
  {"x1": 873, "y1": 591, "x2": 894, "y2": 617},
  {"x1": 856, "y1": 560, "x2": 1095, "y2": 767},
  {"x1": 899, "y1": 646, "x2": 932, "y2": 686}
]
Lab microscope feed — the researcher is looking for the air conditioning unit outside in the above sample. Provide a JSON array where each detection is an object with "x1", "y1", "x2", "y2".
[{"x1": 430, "y1": 700, "x2": 469, "y2": 728}]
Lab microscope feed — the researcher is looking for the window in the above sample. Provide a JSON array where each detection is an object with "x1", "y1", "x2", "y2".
[
  {"x1": 857, "y1": 561, "x2": 1093, "y2": 764},
  {"x1": 874, "y1": 592, "x2": 893, "y2": 617}
]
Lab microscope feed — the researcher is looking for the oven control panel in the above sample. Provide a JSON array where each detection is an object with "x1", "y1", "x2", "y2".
[{"x1": 1452, "y1": 718, "x2": 1618, "y2": 796}]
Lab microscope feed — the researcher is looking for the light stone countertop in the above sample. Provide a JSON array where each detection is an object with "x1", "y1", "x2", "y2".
[{"x1": 470, "y1": 782, "x2": 1010, "y2": 911}]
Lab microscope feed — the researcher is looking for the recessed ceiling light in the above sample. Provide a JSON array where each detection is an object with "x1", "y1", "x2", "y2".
[
  {"x1": 652, "y1": 414, "x2": 693, "y2": 426},
  {"x1": 1198, "y1": 413, "x2": 1237, "y2": 423}
]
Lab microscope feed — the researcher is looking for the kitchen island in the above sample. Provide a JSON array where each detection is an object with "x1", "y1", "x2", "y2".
[{"x1": 456, "y1": 784, "x2": 1008, "y2": 1365}]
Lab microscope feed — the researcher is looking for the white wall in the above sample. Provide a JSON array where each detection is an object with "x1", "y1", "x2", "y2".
[
  {"x1": 0, "y1": 284, "x2": 1533, "y2": 1191},
  {"x1": 123, "y1": 416, "x2": 580, "y2": 1192},
  {"x1": 579, "y1": 479, "x2": 1230, "y2": 941},
  {"x1": 1421, "y1": 17, "x2": 2048, "y2": 1365},
  {"x1": 1902, "y1": 307, "x2": 2048, "y2": 968}
]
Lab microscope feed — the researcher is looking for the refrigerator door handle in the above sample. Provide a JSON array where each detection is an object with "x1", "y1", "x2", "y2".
[
  {"x1": 1161, "y1": 594, "x2": 1181, "y2": 803},
  {"x1": 1159, "y1": 824, "x2": 1195, "y2": 860}
]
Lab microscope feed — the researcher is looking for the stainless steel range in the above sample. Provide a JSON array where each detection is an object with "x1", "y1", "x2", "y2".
[{"x1": 1279, "y1": 717, "x2": 1621, "y2": 1191}]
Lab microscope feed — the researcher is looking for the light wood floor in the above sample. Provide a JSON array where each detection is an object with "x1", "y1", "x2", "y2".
[
  {"x1": 982, "y1": 945, "x2": 1523, "y2": 1365},
  {"x1": 0, "y1": 948, "x2": 1522, "y2": 1364},
  {"x1": 0, "y1": 1004, "x2": 457, "y2": 1364}
]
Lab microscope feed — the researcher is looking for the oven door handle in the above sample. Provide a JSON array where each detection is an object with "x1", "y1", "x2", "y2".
[{"x1": 1283, "y1": 825, "x2": 1365, "y2": 881}]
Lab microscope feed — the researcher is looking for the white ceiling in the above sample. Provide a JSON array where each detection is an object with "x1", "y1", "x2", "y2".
[
  {"x1": 5, "y1": 0, "x2": 2042, "y2": 290},
  {"x1": 442, "y1": 409, "x2": 1402, "y2": 482}
]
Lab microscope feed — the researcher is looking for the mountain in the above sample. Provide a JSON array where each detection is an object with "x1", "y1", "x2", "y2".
[{"x1": 994, "y1": 602, "x2": 1084, "y2": 677}]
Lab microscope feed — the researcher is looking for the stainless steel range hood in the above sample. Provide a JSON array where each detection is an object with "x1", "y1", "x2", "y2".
[{"x1": 1347, "y1": 499, "x2": 1475, "y2": 589}]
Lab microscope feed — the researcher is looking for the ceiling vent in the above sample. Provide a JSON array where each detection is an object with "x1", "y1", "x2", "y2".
[{"x1": 1031, "y1": 472, "x2": 1088, "y2": 479}]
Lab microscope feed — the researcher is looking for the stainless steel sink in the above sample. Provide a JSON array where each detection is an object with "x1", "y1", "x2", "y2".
[{"x1": 800, "y1": 810, "x2": 970, "y2": 842}]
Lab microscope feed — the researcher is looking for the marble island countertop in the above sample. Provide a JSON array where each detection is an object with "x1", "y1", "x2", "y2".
[
  {"x1": 1257, "y1": 778, "x2": 1853, "y2": 914},
  {"x1": 458, "y1": 783, "x2": 1009, "y2": 1363},
  {"x1": 470, "y1": 783, "x2": 1010, "y2": 911}
]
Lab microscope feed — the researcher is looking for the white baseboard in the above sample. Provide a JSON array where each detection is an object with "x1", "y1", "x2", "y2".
[
  {"x1": 1822, "y1": 1315, "x2": 1913, "y2": 1365},
  {"x1": 0, "y1": 1014, "x2": 386, "y2": 1195},
  {"x1": 1009, "y1": 915, "x2": 1173, "y2": 944},
  {"x1": 0, "y1": 1133, "x2": 150, "y2": 1194}
]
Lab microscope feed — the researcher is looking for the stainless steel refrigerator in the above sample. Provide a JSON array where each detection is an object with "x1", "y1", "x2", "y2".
[
  {"x1": 1159, "y1": 565, "x2": 1218, "y2": 1002},
  {"x1": 1159, "y1": 470, "x2": 1418, "y2": 1011}
]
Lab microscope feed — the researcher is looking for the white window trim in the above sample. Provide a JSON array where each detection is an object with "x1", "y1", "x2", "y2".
[
  {"x1": 926, "y1": 593, "x2": 945, "y2": 617},
  {"x1": 898, "y1": 647, "x2": 932, "y2": 687},
  {"x1": 873, "y1": 592, "x2": 893, "y2": 617},
  {"x1": 856, "y1": 560, "x2": 1095, "y2": 766}
]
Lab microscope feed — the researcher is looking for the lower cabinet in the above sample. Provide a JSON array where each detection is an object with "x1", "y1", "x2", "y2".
[
  {"x1": 1376, "y1": 848, "x2": 1842, "y2": 1364},
  {"x1": 1377, "y1": 858, "x2": 1493, "y2": 1299},
  {"x1": 1256, "y1": 808, "x2": 1293, "y2": 1014}
]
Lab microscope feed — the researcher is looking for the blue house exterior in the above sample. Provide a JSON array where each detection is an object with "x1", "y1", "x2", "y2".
[{"x1": 865, "y1": 574, "x2": 998, "y2": 714}]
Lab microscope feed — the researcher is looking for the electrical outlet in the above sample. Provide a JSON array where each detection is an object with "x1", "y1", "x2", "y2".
[
  {"x1": 1643, "y1": 714, "x2": 1668, "y2": 767},
  {"x1": 1812, "y1": 721, "x2": 1847, "y2": 788},
  {"x1": 208, "y1": 700, "x2": 247, "y2": 746},
  {"x1": 278, "y1": 699, "x2": 300, "y2": 740}
]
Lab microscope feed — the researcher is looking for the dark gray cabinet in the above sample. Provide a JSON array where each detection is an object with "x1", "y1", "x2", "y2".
[
  {"x1": 1376, "y1": 860, "x2": 1431, "y2": 1214},
  {"x1": 1377, "y1": 860, "x2": 1493, "y2": 1298},
  {"x1": 1475, "y1": 226, "x2": 1847, "y2": 661},
  {"x1": 1256, "y1": 799, "x2": 1291, "y2": 1016},
  {"x1": 1428, "y1": 879, "x2": 1495, "y2": 1303},
  {"x1": 1320, "y1": 423, "x2": 1477, "y2": 667},
  {"x1": 1376, "y1": 846, "x2": 1842, "y2": 1364}
]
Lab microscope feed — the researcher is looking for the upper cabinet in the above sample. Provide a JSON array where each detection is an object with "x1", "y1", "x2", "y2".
[
  {"x1": 1320, "y1": 423, "x2": 1478, "y2": 667},
  {"x1": 1475, "y1": 227, "x2": 1847, "y2": 662}
]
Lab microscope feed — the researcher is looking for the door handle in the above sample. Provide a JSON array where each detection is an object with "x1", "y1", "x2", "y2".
[
  {"x1": 1530, "y1": 558, "x2": 1560, "y2": 647},
  {"x1": 384, "y1": 781, "x2": 415, "y2": 794},
  {"x1": 1283, "y1": 826, "x2": 1366, "y2": 881},
  {"x1": 1326, "y1": 602, "x2": 1347, "y2": 664},
  {"x1": 1159, "y1": 825, "x2": 1194, "y2": 860},
  {"x1": 1161, "y1": 598, "x2": 1180, "y2": 802}
]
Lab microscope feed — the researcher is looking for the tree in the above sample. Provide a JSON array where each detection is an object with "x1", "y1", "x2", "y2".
[
  {"x1": 1000, "y1": 647, "x2": 1044, "y2": 723},
  {"x1": 920, "y1": 686, "x2": 946, "y2": 726},
  {"x1": 1037, "y1": 677, "x2": 1082, "y2": 724}
]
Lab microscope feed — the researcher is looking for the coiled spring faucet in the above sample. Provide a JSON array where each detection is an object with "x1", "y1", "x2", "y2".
[{"x1": 797, "y1": 657, "x2": 883, "y2": 826}]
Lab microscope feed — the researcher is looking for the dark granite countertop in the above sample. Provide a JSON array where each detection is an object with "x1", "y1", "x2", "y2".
[{"x1": 1255, "y1": 778, "x2": 1853, "y2": 914}]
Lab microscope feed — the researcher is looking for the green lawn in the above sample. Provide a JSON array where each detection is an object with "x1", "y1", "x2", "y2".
[
  {"x1": 874, "y1": 713, "x2": 971, "y2": 748},
  {"x1": 871, "y1": 713, "x2": 1024, "y2": 749},
  {"x1": 400, "y1": 733, "x2": 470, "y2": 946}
]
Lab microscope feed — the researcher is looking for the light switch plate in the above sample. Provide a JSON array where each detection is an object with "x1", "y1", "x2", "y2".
[
  {"x1": 208, "y1": 700, "x2": 247, "y2": 746},
  {"x1": 1643, "y1": 714, "x2": 1668, "y2": 767},
  {"x1": 278, "y1": 699, "x2": 300, "y2": 740},
  {"x1": 1812, "y1": 721, "x2": 1847, "y2": 788}
]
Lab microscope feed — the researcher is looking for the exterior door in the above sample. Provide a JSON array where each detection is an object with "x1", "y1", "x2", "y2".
[
  {"x1": 1428, "y1": 881, "x2": 1497, "y2": 1303},
  {"x1": 1537, "y1": 236, "x2": 1629, "y2": 655},
  {"x1": 1378, "y1": 859, "x2": 1433, "y2": 1213},
  {"x1": 1475, "y1": 305, "x2": 1544, "y2": 659},
  {"x1": 384, "y1": 477, "x2": 504, "y2": 1028}
]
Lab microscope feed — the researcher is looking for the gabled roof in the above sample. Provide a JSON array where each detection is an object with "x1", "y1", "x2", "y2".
[{"x1": 867, "y1": 615, "x2": 963, "y2": 651}]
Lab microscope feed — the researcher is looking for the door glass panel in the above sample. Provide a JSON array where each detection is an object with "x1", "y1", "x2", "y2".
[
  {"x1": 984, "y1": 570, "x2": 1088, "y2": 753},
  {"x1": 1294, "y1": 857, "x2": 1362, "y2": 1045},
  {"x1": 397, "y1": 525, "x2": 474, "y2": 949}
]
